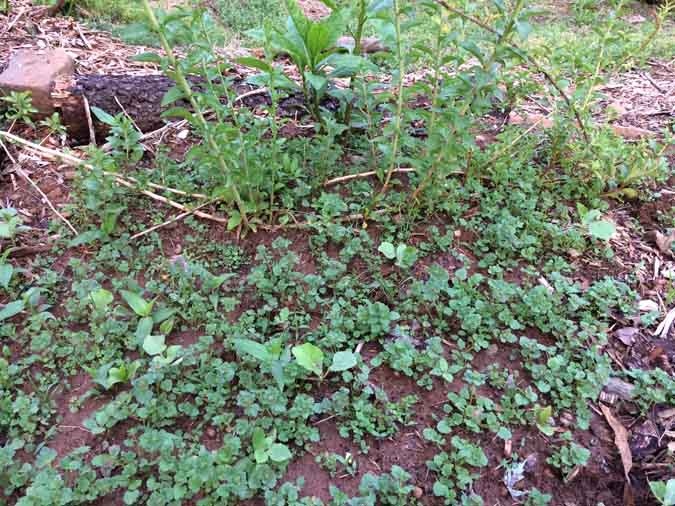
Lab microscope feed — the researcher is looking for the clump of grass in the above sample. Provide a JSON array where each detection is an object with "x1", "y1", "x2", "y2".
[{"x1": 214, "y1": 0, "x2": 285, "y2": 33}]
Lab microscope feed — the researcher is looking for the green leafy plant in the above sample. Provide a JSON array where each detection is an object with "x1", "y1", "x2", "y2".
[
  {"x1": 251, "y1": 427, "x2": 292, "y2": 464},
  {"x1": 253, "y1": 0, "x2": 346, "y2": 120},
  {"x1": 86, "y1": 360, "x2": 141, "y2": 390},
  {"x1": 378, "y1": 241, "x2": 418, "y2": 269},
  {"x1": 38, "y1": 113, "x2": 67, "y2": 138},
  {"x1": 292, "y1": 343, "x2": 358, "y2": 379},
  {"x1": 577, "y1": 203, "x2": 616, "y2": 241},
  {"x1": 650, "y1": 479, "x2": 675, "y2": 506},
  {"x1": 91, "y1": 107, "x2": 144, "y2": 163},
  {"x1": 546, "y1": 439, "x2": 591, "y2": 480},
  {"x1": 0, "y1": 208, "x2": 29, "y2": 241},
  {"x1": 534, "y1": 405, "x2": 555, "y2": 436},
  {"x1": 1, "y1": 91, "x2": 37, "y2": 128}
]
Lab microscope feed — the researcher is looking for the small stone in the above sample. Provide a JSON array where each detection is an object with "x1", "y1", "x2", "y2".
[
  {"x1": 206, "y1": 427, "x2": 216, "y2": 438},
  {"x1": 413, "y1": 486, "x2": 423, "y2": 499},
  {"x1": 0, "y1": 49, "x2": 75, "y2": 115}
]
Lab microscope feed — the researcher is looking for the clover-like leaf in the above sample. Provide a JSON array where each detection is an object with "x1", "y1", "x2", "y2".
[
  {"x1": 588, "y1": 220, "x2": 615, "y2": 241},
  {"x1": 329, "y1": 350, "x2": 358, "y2": 372},
  {"x1": 292, "y1": 343, "x2": 324, "y2": 376},
  {"x1": 90, "y1": 288, "x2": 113, "y2": 311},
  {"x1": 269, "y1": 443, "x2": 292, "y2": 462},
  {"x1": 143, "y1": 334, "x2": 167, "y2": 356},
  {"x1": 378, "y1": 241, "x2": 396, "y2": 259}
]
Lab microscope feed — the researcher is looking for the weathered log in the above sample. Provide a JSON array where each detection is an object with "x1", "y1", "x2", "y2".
[
  {"x1": 55, "y1": 74, "x2": 191, "y2": 142},
  {"x1": 53, "y1": 73, "x2": 307, "y2": 144}
]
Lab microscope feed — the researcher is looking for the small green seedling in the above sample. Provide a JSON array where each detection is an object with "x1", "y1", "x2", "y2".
[
  {"x1": 252, "y1": 428, "x2": 292, "y2": 464},
  {"x1": 143, "y1": 334, "x2": 183, "y2": 367},
  {"x1": 534, "y1": 405, "x2": 555, "y2": 436},
  {"x1": 650, "y1": 479, "x2": 675, "y2": 506},
  {"x1": 577, "y1": 204, "x2": 616, "y2": 241},
  {"x1": 0, "y1": 207, "x2": 29, "y2": 240},
  {"x1": 1, "y1": 91, "x2": 37, "y2": 127},
  {"x1": 121, "y1": 290, "x2": 158, "y2": 343},
  {"x1": 292, "y1": 343, "x2": 358, "y2": 379},
  {"x1": 90, "y1": 288, "x2": 114, "y2": 311},
  {"x1": 378, "y1": 241, "x2": 418, "y2": 269},
  {"x1": 86, "y1": 361, "x2": 141, "y2": 390}
]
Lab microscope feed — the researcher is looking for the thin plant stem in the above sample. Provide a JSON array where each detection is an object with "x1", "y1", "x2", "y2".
[
  {"x1": 378, "y1": 0, "x2": 406, "y2": 196},
  {"x1": 141, "y1": 0, "x2": 249, "y2": 227},
  {"x1": 343, "y1": 0, "x2": 367, "y2": 129}
]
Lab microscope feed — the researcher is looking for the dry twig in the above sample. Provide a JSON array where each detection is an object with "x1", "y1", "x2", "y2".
[{"x1": 15, "y1": 167, "x2": 78, "y2": 235}]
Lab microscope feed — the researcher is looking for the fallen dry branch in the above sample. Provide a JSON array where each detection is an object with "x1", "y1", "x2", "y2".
[
  {"x1": 324, "y1": 168, "x2": 416, "y2": 187},
  {"x1": 0, "y1": 131, "x2": 209, "y2": 200}
]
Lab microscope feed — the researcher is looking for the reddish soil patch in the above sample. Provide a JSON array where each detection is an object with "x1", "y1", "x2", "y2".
[{"x1": 50, "y1": 374, "x2": 105, "y2": 461}]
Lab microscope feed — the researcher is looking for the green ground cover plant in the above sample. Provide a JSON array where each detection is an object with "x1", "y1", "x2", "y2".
[{"x1": 0, "y1": 0, "x2": 674, "y2": 505}]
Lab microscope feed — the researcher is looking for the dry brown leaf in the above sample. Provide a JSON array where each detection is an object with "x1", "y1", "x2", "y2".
[
  {"x1": 600, "y1": 404, "x2": 633, "y2": 481},
  {"x1": 655, "y1": 231, "x2": 675, "y2": 257},
  {"x1": 614, "y1": 327, "x2": 638, "y2": 346}
]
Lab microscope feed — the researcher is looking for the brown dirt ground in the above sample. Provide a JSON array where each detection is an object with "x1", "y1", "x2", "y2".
[{"x1": 1, "y1": 1, "x2": 675, "y2": 506}]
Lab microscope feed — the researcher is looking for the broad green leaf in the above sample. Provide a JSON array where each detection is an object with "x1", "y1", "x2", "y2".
[
  {"x1": 236, "y1": 56, "x2": 273, "y2": 72},
  {"x1": 292, "y1": 343, "x2": 324, "y2": 376},
  {"x1": 159, "y1": 318, "x2": 174, "y2": 335},
  {"x1": 234, "y1": 339, "x2": 272, "y2": 363},
  {"x1": 305, "y1": 72, "x2": 328, "y2": 94},
  {"x1": 649, "y1": 481, "x2": 666, "y2": 503},
  {"x1": 588, "y1": 220, "x2": 615, "y2": 241},
  {"x1": 537, "y1": 406, "x2": 551, "y2": 425},
  {"x1": 227, "y1": 211, "x2": 242, "y2": 231},
  {"x1": 89, "y1": 288, "x2": 113, "y2": 311},
  {"x1": 378, "y1": 241, "x2": 396, "y2": 259},
  {"x1": 136, "y1": 316, "x2": 154, "y2": 342},
  {"x1": 496, "y1": 427, "x2": 512, "y2": 440},
  {"x1": 329, "y1": 350, "x2": 358, "y2": 372},
  {"x1": 269, "y1": 443, "x2": 292, "y2": 462},
  {"x1": 121, "y1": 290, "x2": 153, "y2": 317},
  {"x1": 433, "y1": 482, "x2": 450, "y2": 497},
  {"x1": 90, "y1": 106, "x2": 117, "y2": 126},
  {"x1": 123, "y1": 490, "x2": 141, "y2": 505},
  {"x1": 0, "y1": 300, "x2": 24, "y2": 321},
  {"x1": 0, "y1": 264, "x2": 13, "y2": 289},
  {"x1": 327, "y1": 54, "x2": 377, "y2": 77},
  {"x1": 143, "y1": 335, "x2": 167, "y2": 356},
  {"x1": 664, "y1": 479, "x2": 675, "y2": 506},
  {"x1": 161, "y1": 86, "x2": 184, "y2": 107},
  {"x1": 153, "y1": 307, "x2": 175, "y2": 324},
  {"x1": 252, "y1": 428, "x2": 268, "y2": 463},
  {"x1": 395, "y1": 244, "x2": 418, "y2": 269},
  {"x1": 271, "y1": 360, "x2": 286, "y2": 391},
  {"x1": 36, "y1": 447, "x2": 57, "y2": 468},
  {"x1": 161, "y1": 106, "x2": 195, "y2": 122},
  {"x1": 368, "y1": 0, "x2": 392, "y2": 15},
  {"x1": 133, "y1": 52, "x2": 161, "y2": 64},
  {"x1": 437, "y1": 419, "x2": 452, "y2": 434}
]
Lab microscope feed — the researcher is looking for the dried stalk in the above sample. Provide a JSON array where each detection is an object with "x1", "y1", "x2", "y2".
[{"x1": 324, "y1": 168, "x2": 415, "y2": 187}]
